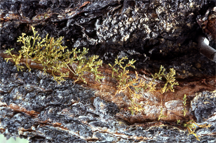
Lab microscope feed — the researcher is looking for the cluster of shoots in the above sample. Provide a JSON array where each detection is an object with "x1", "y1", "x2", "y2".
[
  {"x1": 4, "y1": 26, "x2": 179, "y2": 115},
  {"x1": 108, "y1": 57, "x2": 211, "y2": 141},
  {"x1": 108, "y1": 56, "x2": 179, "y2": 114},
  {"x1": 177, "y1": 94, "x2": 211, "y2": 141},
  {"x1": 109, "y1": 56, "x2": 146, "y2": 114},
  {"x1": 150, "y1": 65, "x2": 179, "y2": 94},
  {"x1": 4, "y1": 26, "x2": 211, "y2": 141},
  {"x1": 4, "y1": 26, "x2": 104, "y2": 84},
  {"x1": 183, "y1": 120, "x2": 211, "y2": 141}
]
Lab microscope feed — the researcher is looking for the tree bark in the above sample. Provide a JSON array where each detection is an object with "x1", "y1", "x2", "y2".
[{"x1": 0, "y1": 0, "x2": 216, "y2": 142}]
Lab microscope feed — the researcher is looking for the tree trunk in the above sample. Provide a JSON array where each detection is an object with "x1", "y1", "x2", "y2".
[{"x1": 0, "y1": 0, "x2": 216, "y2": 142}]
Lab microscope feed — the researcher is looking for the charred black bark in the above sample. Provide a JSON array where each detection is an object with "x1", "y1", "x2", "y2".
[{"x1": 1, "y1": 0, "x2": 215, "y2": 78}]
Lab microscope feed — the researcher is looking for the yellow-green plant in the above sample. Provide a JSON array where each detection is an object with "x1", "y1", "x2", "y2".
[
  {"x1": 150, "y1": 65, "x2": 179, "y2": 93},
  {"x1": 177, "y1": 119, "x2": 181, "y2": 124},
  {"x1": 128, "y1": 99, "x2": 143, "y2": 115},
  {"x1": 183, "y1": 120, "x2": 211, "y2": 141},
  {"x1": 183, "y1": 94, "x2": 187, "y2": 116},
  {"x1": 4, "y1": 26, "x2": 104, "y2": 84},
  {"x1": 109, "y1": 56, "x2": 147, "y2": 114},
  {"x1": 109, "y1": 57, "x2": 179, "y2": 115},
  {"x1": 127, "y1": 66, "x2": 180, "y2": 115},
  {"x1": 176, "y1": 117, "x2": 211, "y2": 141},
  {"x1": 117, "y1": 72, "x2": 147, "y2": 95},
  {"x1": 70, "y1": 48, "x2": 104, "y2": 83},
  {"x1": 127, "y1": 72, "x2": 148, "y2": 114},
  {"x1": 109, "y1": 56, "x2": 148, "y2": 94},
  {"x1": 109, "y1": 56, "x2": 136, "y2": 88},
  {"x1": 158, "y1": 107, "x2": 167, "y2": 120}
]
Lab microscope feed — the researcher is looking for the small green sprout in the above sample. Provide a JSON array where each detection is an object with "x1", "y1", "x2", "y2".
[
  {"x1": 109, "y1": 56, "x2": 136, "y2": 85},
  {"x1": 177, "y1": 119, "x2": 181, "y2": 124},
  {"x1": 116, "y1": 71, "x2": 147, "y2": 95},
  {"x1": 151, "y1": 65, "x2": 179, "y2": 94},
  {"x1": 4, "y1": 48, "x2": 24, "y2": 71},
  {"x1": 158, "y1": 107, "x2": 167, "y2": 120},
  {"x1": 183, "y1": 94, "x2": 187, "y2": 116},
  {"x1": 108, "y1": 56, "x2": 138, "y2": 94},
  {"x1": 128, "y1": 98, "x2": 143, "y2": 115},
  {"x1": 162, "y1": 67, "x2": 179, "y2": 93},
  {"x1": 109, "y1": 56, "x2": 147, "y2": 115},
  {"x1": 4, "y1": 26, "x2": 104, "y2": 84},
  {"x1": 183, "y1": 94, "x2": 187, "y2": 105},
  {"x1": 183, "y1": 120, "x2": 211, "y2": 141},
  {"x1": 70, "y1": 48, "x2": 104, "y2": 83}
]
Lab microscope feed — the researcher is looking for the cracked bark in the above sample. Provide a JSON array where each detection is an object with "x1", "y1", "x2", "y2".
[{"x1": 0, "y1": 0, "x2": 216, "y2": 142}]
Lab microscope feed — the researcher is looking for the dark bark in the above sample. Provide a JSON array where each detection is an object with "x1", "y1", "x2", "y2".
[
  {"x1": 0, "y1": 0, "x2": 216, "y2": 142},
  {"x1": 0, "y1": 56, "x2": 216, "y2": 143},
  {"x1": 1, "y1": 0, "x2": 215, "y2": 77}
]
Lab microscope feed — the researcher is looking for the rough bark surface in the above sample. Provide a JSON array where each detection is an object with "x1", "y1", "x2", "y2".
[
  {"x1": 0, "y1": 57, "x2": 216, "y2": 143},
  {"x1": 0, "y1": 0, "x2": 216, "y2": 142},
  {"x1": 1, "y1": 0, "x2": 216, "y2": 77}
]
